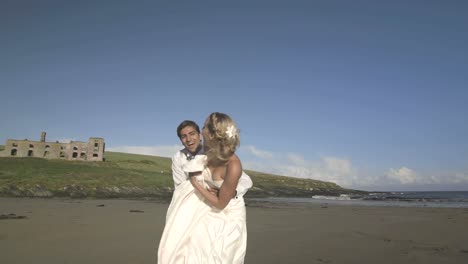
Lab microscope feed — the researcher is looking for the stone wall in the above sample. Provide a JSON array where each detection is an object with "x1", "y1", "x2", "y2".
[{"x1": 0, "y1": 132, "x2": 105, "y2": 161}]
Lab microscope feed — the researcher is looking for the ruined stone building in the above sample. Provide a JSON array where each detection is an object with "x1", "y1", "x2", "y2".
[{"x1": 0, "y1": 132, "x2": 105, "y2": 161}]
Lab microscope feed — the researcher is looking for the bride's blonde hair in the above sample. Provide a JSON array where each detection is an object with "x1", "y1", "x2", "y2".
[{"x1": 203, "y1": 112, "x2": 240, "y2": 166}]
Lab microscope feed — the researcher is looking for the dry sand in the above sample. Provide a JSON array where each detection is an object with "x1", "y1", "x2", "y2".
[{"x1": 1, "y1": 197, "x2": 467, "y2": 264}]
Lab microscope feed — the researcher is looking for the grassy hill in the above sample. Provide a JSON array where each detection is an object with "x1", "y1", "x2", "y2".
[{"x1": 0, "y1": 150, "x2": 365, "y2": 199}]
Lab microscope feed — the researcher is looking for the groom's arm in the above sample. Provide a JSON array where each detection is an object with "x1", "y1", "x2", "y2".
[{"x1": 171, "y1": 152, "x2": 187, "y2": 188}]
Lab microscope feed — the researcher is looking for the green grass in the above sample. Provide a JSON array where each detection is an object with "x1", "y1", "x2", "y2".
[
  {"x1": 0, "y1": 152, "x2": 174, "y2": 197},
  {"x1": 244, "y1": 170, "x2": 348, "y2": 197},
  {"x1": 0, "y1": 151, "x2": 361, "y2": 198}
]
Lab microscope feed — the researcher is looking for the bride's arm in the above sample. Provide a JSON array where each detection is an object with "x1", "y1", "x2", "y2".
[{"x1": 190, "y1": 159, "x2": 242, "y2": 210}]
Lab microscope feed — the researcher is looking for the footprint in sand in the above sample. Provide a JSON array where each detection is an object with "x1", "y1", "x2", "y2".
[{"x1": 316, "y1": 258, "x2": 332, "y2": 263}]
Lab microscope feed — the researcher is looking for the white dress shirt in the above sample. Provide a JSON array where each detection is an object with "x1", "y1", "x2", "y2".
[{"x1": 172, "y1": 148, "x2": 253, "y2": 197}]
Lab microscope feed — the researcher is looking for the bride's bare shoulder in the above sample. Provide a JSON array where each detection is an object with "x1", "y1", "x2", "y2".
[
  {"x1": 228, "y1": 154, "x2": 241, "y2": 163},
  {"x1": 227, "y1": 154, "x2": 242, "y2": 174}
]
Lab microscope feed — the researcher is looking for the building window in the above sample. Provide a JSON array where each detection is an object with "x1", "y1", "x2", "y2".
[
  {"x1": 80, "y1": 152, "x2": 86, "y2": 159},
  {"x1": 60, "y1": 152, "x2": 65, "y2": 158},
  {"x1": 73, "y1": 146, "x2": 78, "y2": 150},
  {"x1": 60, "y1": 146, "x2": 64, "y2": 150},
  {"x1": 45, "y1": 145, "x2": 50, "y2": 149},
  {"x1": 72, "y1": 152, "x2": 78, "y2": 158},
  {"x1": 11, "y1": 149, "x2": 17, "y2": 156},
  {"x1": 94, "y1": 142, "x2": 99, "y2": 147},
  {"x1": 28, "y1": 150, "x2": 33, "y2": 157},
  {"x1": 93, "y1": 153, "x2": 98, "y2": 157},
  {"x1": 29, "y1": 144, "x2": 34, "y2": 148},
  {"x1": 12, "y1": 142, "x2": 18, "y2": 147}
]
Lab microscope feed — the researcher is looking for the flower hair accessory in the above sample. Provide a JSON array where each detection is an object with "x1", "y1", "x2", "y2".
[{"x1": 226, "y1": 125, "x2": 236, "y2": 138}]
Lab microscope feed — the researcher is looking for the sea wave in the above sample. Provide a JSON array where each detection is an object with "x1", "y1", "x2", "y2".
[
  {"x1": 312, "y1": 194, "x2": 352, "y2": 200},
  {"x1": 251, "y1": 191, "x2": 468, "y2": 208}
]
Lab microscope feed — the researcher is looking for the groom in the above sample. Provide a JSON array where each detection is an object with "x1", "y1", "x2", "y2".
[{"x1": 172, "y1": 120, "x2": 252, "y2": 198}]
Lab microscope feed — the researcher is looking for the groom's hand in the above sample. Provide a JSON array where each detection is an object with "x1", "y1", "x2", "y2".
[{"x1": 188, "y1": 171, "x2": 202, "y2": 178}]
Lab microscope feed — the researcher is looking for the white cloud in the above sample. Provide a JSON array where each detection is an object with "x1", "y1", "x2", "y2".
[
  {"x1": 385, "y1": 167, "x2": 417, "y2": 184},
  {"x1": 240, "y1": 146, "x2": 468, "y2": 190},
  {"x1": 323, "y1": 157, "x2": 352, "y2": 175},
  {"x1": 240, "y1": 146, "x2": 359, "y2": 187},
  {"x1": 426, "y1": 171, "x2": 468, "y2": 186},
  {"x1": 286, "y1": 153, "x2": 307, "y2": 166},
  {"x1": 450, "y1": 172, "x2": 468, "y2": 184},
  {"x1": 244, "y1": 145, "x2": 274, "y2": 159},
  {"x1": 361, "y1": 167, "x2": 468, "y2": 190},
  {"x1": 107, "y1": 145, "x2": 182, "y2": 158}
]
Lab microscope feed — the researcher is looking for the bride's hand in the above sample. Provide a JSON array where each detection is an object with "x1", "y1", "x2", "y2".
[
  {"x1": 189, "y1": 171, "x2": 202, "y2": 186},
  {"x1": 207, "y1": 187, "x2": 219, "y2": 197}
]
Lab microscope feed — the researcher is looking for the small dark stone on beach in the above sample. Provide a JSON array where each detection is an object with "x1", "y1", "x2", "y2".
[
  {"x1": 460, "y1": 249, "x2": 468, "y2": 254},
  {"x1": 96, "y1": 204, "x2": 105, "y2": 207},
  {"x1": 129, "y1": 209, "x2": 144, "y2": 213},
  {"x1": 0, "y1": 214, "x2": 27, "y2": 220}
]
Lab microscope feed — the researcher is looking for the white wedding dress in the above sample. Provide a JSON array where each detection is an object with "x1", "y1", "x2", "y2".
[{"x1": 158, "y1": 168, "x2": 247, "y2": 264}]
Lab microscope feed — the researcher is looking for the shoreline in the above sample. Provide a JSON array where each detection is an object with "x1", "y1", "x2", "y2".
[
  {"x1": 1, "y1": 197, "x2": 468, "y2": 264},
  {"x1": 248, "y1": 197, "x2": 468, "y2": 209}
]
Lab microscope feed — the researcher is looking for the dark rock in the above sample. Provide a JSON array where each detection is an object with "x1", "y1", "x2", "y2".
[
  {"x1": 63, "y1": 185, "x2": 87, "y2": 198},
  {"x1": 29, "y1": 185, "x2": 53, "y2": 197},
  {"x1": 0, "y1": 213, "x2": 27, "y2": 220}
]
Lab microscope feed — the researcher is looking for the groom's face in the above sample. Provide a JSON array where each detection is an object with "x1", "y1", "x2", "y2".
[{"x1": 179, "y1": 126, "x2": 202, "y2": 154}]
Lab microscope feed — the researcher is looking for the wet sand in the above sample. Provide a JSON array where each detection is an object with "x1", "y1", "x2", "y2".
[{"x1": 1, "y1": 198, "x2": 467, "y2": 264}]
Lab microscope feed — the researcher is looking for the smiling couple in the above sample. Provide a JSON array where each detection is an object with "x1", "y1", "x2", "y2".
[{"x1": 158, "y1": 112, "x2": 252, "y2": 264}]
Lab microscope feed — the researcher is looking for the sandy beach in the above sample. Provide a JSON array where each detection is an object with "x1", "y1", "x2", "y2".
[{"x1": 1, "y1": 198, "x2": 467, "y2": 264}]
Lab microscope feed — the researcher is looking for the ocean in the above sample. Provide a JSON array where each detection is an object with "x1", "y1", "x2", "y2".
[{"x1": 250, "y1": 191, "x2": 468, "y2": 208}]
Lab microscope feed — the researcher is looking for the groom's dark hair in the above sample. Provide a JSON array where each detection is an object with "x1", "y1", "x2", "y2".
[{"x1": 177, "y1": 120, "x2": 200, "y2": 138}]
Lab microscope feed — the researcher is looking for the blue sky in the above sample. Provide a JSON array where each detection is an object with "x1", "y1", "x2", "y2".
[{"x1": 2, "y1": 1, "x2": 467, "y2": 191}]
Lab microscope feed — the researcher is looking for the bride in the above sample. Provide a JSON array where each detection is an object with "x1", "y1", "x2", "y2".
[{"x1": 158, "y1": 112, "x2": 247, "y2": 264}]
